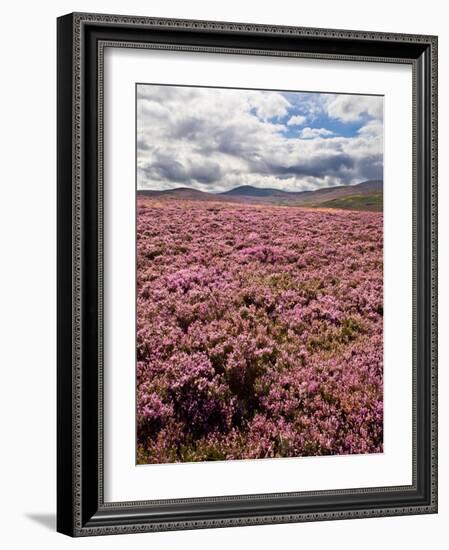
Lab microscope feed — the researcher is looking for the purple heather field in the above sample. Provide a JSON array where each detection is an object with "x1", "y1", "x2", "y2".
[{"x1": 136, "y1": 198, "x2": 383, "y2": 464}]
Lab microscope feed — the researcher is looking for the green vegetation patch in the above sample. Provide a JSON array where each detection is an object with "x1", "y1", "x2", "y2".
[{"x1": 314, "y1": 192, "x2": 383, "y2": 212}]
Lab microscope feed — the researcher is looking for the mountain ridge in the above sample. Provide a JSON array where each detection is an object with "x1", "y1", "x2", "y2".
[{"x1": 137, "y1": 180, "x2": 383, "y2": 211}]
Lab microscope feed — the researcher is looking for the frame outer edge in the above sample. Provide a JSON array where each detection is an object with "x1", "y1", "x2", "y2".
[
  {"x1": 70, "y1": 11, "x2": 436, "y2": 44},
  {"x1": 57, "y1": 13, "x2": 77, "y2": 537}
]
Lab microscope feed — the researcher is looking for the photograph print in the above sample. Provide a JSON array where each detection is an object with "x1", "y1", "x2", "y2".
[{"x1": 136, "y1": 83, "x2": 384, "y2": 465}]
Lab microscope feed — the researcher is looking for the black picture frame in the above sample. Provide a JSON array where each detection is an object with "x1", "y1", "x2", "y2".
[{"x1": 57, "y1": 12, "x2": 438, "y2": 537}]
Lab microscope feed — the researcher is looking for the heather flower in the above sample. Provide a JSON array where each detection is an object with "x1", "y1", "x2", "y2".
[{"x1": 136, "y1": 198, "x2": 383, "y2": 463}]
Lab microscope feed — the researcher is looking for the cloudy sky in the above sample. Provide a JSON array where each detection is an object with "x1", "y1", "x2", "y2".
[{"x1": 137, "y1": 84, "x2": 383, "y2": 193}]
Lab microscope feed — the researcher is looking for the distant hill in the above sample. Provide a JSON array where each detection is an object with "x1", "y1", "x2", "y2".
[
  {"x1": 137, "y1": 180, "x2": 383, "y2": 211},
  {"x1": 221, "y1": 185, "x2": 291, "y2": 197},
  {"x1": 351, "y1": 179, "x2": 383, "y2": 192},
  {"x1": 137, "y1": 187, "x2": 208, "y2": 200}
]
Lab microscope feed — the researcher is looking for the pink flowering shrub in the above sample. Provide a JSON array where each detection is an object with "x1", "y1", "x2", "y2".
[{"x1": 136, "y1": 198, "x2": 383, "y2": 463}]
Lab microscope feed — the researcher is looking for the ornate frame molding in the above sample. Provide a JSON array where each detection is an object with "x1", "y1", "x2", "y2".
[{"x1": 57, "y1": 12, "x2": 437, "y2": 537}]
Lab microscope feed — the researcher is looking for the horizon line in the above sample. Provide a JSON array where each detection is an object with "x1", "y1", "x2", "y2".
[{"x1": 136, "y1": 179, "x2": 384, "y2": 195}]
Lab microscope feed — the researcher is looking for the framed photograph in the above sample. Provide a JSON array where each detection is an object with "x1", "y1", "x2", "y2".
[{"x1": 57, "y1": 12, "x2": 438, "y2": 536}]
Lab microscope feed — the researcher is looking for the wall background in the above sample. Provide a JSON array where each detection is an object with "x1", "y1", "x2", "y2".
[{"x1": 0, "y1": 1, "x2": 446, "y2": 548}]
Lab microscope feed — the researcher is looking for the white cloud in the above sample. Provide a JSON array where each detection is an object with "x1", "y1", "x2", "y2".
[
  {"x1": 137, "y1": 85, "x2": 383, "y2": 192},
  {"x1": 298, "y1": 127, "x2": 334, "y2": 139},
  {"x1": 287, "y1": 114, "x2": 307, "y2": 126},
  {"x1": 248, "y1": 91, "x2": 290, "y2": 120},
  {"x1": 358, "y1": 119, "x2": 383, "y2": 138},
  {"x1": 326, "y1": 94, "x2": 383, "y2": 122}
]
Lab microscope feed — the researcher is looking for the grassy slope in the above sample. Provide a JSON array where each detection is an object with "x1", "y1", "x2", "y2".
[
  {"x1": 137, "y1": 189, "x2": 384, "y2": 212},
  {"x1": 311, "y1": 192, "x2": 383, "y2": 212}
]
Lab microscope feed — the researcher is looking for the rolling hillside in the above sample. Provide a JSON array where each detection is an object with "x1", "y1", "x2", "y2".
[{"x1": 137, "y1": 180, "x2": 383, "y2": 211}]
